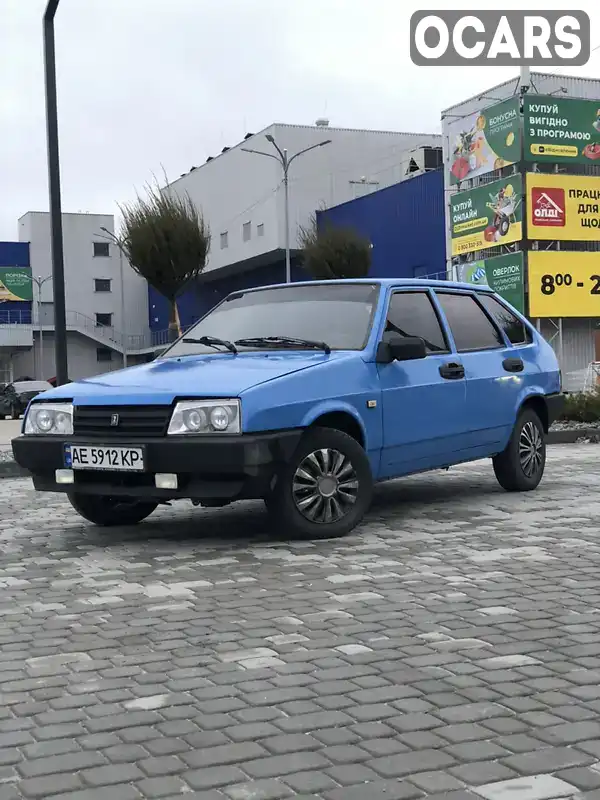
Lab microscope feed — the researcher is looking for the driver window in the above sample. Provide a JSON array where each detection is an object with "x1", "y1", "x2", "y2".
[{"x1": 384, "y1": 291, "x2": 448, "y2": 354}]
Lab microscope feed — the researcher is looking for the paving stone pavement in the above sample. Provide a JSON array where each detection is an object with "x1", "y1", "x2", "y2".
[{"x1": 1, "y1": 445, "x2": 600, "y2": 799}]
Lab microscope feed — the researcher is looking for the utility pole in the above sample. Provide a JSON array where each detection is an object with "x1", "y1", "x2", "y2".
[
  {"x1": 99, "y1": 227, "x2": 128, "y2": 368},
  {"x1": 242, "y1": 135, "x2": 331, "y2": 283},
  {"x1": 43, "y1": 0, "x2": 68, "y2": 385},
  {"x1": 32, "y1": 275, "x2": 53, "y2": 380}
]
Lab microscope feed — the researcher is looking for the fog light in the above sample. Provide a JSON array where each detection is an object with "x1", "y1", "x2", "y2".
[
  {"x1": 155, "y1": 473, "x2": 178, "y2": 490},
  {"x1": 55, "y1": 469, "x2": 74, "y2": 484}
]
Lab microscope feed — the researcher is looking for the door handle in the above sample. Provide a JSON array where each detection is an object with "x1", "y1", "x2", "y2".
[
  {"x1": 439, "y1": 362, "x2": 465, "y2": 380},
  {"x1": 503, "y1": 357, "x2": 524, "y2": 373}
]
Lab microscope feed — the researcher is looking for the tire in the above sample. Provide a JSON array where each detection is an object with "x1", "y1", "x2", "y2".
[
  {"x1": 493, "y1": 408, "x2": 546, "y2": 492},
  {"x1": 10, "y1": 405, "x2": 20, "y2": 420},
  {"x1": 267, "y1": 426, "x2": 373, "y2": 539},
  {"x1": 68, "y1": 494, "x2": 158, "y2": 527},
  {"x1": 498, "y1": 217, "x2": 510, "y2": 237}
]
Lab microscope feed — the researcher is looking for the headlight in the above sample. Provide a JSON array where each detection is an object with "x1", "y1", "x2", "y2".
[
  {"x1": 167, "y1": 400, "x2": 240, "y2": 435},
  {"x1": 24, "y1": 403, "x2": 73, "y2": 435}
]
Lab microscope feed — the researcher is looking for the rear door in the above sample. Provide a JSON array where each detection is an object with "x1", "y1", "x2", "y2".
[
  {"x1": 377, "y1": 289, "x2": 469, "y2": 478},
  {"x1": 433, "y1": 291, "x2": 524, "y2": 455}
]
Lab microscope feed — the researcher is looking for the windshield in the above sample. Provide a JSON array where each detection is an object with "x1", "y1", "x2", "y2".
[
  {"x1": 12, "y1": 381, "x2": 52, "y2": 393},
  {"x1": 161, "y1": 283, "x2": 379, "y2": 358}
]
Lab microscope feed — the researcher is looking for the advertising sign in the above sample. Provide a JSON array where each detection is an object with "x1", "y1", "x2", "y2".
[
  {"x1": 528, "y1": 251, "x2": 600, "y2": 318},
  {"x1": 450, "y1": 174, "x2": 523, "y2": 256},
  {"x1": 448, "y1": 97, "x2": 521, "y2": 184},
  {"x1": 524, "y1": 95, "x2": 600, "y2": 165},
  {"x1": 0, "y1": 268, "x2": 32, "y2": 302},
  {"x1": 457, "y1": 252, "x2": 525, "y2": 315},
  {"x1": 526, "y1": 173, "x2": 600, "y2": 242}
]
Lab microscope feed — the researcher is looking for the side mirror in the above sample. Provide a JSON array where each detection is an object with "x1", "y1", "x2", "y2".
[{"x1": 376, "y1": 335, "x2": 427, "y2": 364}]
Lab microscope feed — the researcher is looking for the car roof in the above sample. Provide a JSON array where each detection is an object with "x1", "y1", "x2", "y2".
[{"x1": 232, "y1": 278, "x2": 495, "y2": 295}]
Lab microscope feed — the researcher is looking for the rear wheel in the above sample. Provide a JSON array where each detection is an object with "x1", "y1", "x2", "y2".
[
  {"x1": 493, "y1": 408, "x2": 546, "y2": 492},
  {"x1": 266, "y1": 427, "x2": 373, "y2": 539},
  {"x1": 68, "y1": 494, "x2": 158, "y2": 527},
  {"x1": 10, "y1": 404, "x2": 20, "y2": 420}
]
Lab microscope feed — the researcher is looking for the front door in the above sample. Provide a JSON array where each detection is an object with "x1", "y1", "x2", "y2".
[{"x1": 377, "y1": 290, "x2": 469, "y2": 479}]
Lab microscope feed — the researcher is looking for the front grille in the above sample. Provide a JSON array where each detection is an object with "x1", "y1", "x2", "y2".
[{"x1": 73, "y1": 405, "x2": 171, "y2": 439}]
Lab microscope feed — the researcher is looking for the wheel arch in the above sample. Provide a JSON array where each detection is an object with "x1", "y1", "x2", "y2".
[
  {"x1": 519, "y1": 394, "x2": 549, "y2": 433},
  {"x1": 301, "y1": 403, "x2": 367, "y2": 448}
]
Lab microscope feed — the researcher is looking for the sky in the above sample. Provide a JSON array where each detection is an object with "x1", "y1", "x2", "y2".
[{"x1": 1, "y1": 0, "x2": 599, "y2": 240}]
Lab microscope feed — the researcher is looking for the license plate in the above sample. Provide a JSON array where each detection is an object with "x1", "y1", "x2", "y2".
[{"x1": 64, "y1": 444, "x2": 144, "y2": 472}]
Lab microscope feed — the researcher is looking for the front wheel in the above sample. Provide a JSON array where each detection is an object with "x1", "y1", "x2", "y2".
[
  {"x1": 267, "y1": 427, "x2": 373, "y2": 539},
  {"x1": 493, "y1": 408, "x2": 546, "y2": 492},
  {"x1": 68, "y1": 494, "x2": 158, "y2": 527}
]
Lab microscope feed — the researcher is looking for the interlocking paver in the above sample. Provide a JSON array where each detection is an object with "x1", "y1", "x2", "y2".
[{"x1": 2, "y1": 446, "x2": 600, "y2": 799}]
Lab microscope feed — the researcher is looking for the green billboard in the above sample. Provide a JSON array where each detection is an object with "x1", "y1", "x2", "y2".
[
  {"x1": 524, "y1": 95, "x2": 600, "y2": 165},
  {"x1": 448, "y1": 97, "x2": 521, "y2": 185},
  {"x1": 0, "y1": 268, "x2": 32, "y2": 302},
  {"x1": 457, "y1": 252, "x2": 525, "y2": 315},
  {"x1": 450, "y1": 174, "x2": 523, "y2": 257}
]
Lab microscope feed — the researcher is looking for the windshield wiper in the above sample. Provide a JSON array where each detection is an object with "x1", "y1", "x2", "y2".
[
  {"x1": 182, "y1": 335, "x2": 238, "y2": 354},
  {"x1": 235, "y1": 336, "x2": 331, "y2": 354}
]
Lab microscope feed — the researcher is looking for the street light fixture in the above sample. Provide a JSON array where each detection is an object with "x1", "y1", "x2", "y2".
[
  {"x1": 242, "y1": 135, "x2": 331, "y2": 284},
  {"x1": 43, "y1": 0, "x2": 68, "y2": 386}
]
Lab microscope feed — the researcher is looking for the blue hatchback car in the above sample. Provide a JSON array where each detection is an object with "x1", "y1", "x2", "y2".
[{"x1": 13, "y1": 279, "x2": 564, "y2": 539}]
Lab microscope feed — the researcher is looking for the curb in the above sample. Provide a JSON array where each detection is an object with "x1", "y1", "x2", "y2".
[
  {"x1": 547, "y1": 428, "x2": 600, "y2": 445},
  {"x1": 0, "y1": 460, "x2": 28, "y2": 479}
]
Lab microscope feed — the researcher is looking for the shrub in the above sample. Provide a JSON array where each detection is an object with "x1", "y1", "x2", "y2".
[{"x1": 560, "y1": 389, "x2": 600, "y2": 423}]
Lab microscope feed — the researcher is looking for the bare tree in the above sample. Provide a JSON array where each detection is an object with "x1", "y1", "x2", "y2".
[
  {"x1": 116, "y1": 181, "x2": 211, "y2": 341},
  {"x1": 299, "y1": 214, "x2": 371, "y2": 280}
]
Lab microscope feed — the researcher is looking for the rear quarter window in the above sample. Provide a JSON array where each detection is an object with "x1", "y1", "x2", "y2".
[{"x1": 477, "y1": 294, "x2": 533, "y2": 346}]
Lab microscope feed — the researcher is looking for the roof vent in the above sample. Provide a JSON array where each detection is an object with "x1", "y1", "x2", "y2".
[
  {"x1": 315, "y1": 118, "x2": 330, "y2": 127},
  {"x1": 206, "y1": 156, "x2": 214, "y2": 162},
  {"x1": 244, "y1": 132, "x2": 254, "y2": 140},
  {"x1": 221, "y1": 146, "x2": 230, "y2": 153}
]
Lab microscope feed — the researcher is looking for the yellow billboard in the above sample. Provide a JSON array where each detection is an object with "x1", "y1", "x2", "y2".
[
  {"x1": 528, "y1": 251, "x2": 600, "y2": 318},
  {"x1": 526, "y1": 173, "x2": 600, "y2": 242}
]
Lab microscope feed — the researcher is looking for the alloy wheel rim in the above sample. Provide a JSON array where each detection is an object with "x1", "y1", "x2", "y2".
[
  {"x1": 519, "y1": 421, "x2": 543, "y2": 478},
  {"x1": 292, "y1": 448, "x2": 359, "y2": 524}
]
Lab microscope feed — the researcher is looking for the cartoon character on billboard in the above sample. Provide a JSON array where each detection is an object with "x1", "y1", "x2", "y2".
[{"x1": 483, "y1": 183, "x2": 521, "y2": 243}]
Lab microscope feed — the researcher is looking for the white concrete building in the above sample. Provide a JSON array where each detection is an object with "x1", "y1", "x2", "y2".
[
  {"x1": 166, "y1": 121, "x2": 442, "y2": 280},
  {"x1": 11, "y1": 212, "x2": 151, "y2": 381}
]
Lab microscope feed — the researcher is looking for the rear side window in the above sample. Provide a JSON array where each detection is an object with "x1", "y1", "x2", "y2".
[
  {"x1": 384, "y1": 291, "x2": 448, "y2": 353},
  {"x1": 436, "y1": 292, "x2": 503, "y2": 352},
  {"x1": 477, "y1": 294, "x2": 532, "y2": 345}
]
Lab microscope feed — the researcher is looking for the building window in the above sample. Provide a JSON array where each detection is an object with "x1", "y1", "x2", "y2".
[
  {"x1": 96, "y1": 347, "x2": 113, "y2": 363},
  {"x1": 94, "y1": 279, "x2": 112, "y2": 292},
  {"x1": 220, "y1": 232, "x2": 228, "y2": 249},
  {"x1": 95, "y1": 312, "x2": 113, "y2": 328},
  {"x1": 257, "y1": 223, "x2": 265, "y2": 237},
  {"x1": 243, "y1": 222, "x2": 251, "y2": 242},
  {"x1": 93, "y1": 242, "x2": 110, "y2": 258}
]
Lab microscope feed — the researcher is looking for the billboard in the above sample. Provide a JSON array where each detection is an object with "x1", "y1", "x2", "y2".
[
  {"x1": 524, "y1": 95, "x2": 600, "y2": 165},
  {"x1": 528, "y1": 251, "x2": 600, "y2": 318},
  {"x1": 457, "y1": 252, "x2": 525, "y2": 315},
  {"x1": 450, "y1": 174, "x2": 523, "y2": 256},
  {"x1": 0, "y1": 268, "x2": 32, "y2": 302},
  {"x1": 526, "y1": 173, "x2": 600, "y2": 242},
  {"x1": 448, "y1": 97, "x2": 521, "y2": 185}
]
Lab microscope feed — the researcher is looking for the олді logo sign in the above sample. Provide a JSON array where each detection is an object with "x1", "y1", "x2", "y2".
[
  {"x1": 410, "y1": 11, "x2": 590, "y2": 67},
  {"x1": 531, "y1": 188, "x2": 566, "y2": 227}
]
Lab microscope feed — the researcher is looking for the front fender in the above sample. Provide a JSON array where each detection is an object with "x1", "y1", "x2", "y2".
[{"x1": 300, "y1": 400, "x2": 368, "y2": 440}]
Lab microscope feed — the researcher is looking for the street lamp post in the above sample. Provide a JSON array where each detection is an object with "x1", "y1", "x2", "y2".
[
  {"x1": 31, "y1": 275, "x2": 53, "y2": 380},
  {"x1": 99, "y1": 227, "x2": 127, "y2": 368},
  {"x1": 242, "y1": 135, "x2": 331, "y2": 283},
  {"x1": 43, "y1": 0, "x2": 68, "y2": 385}
]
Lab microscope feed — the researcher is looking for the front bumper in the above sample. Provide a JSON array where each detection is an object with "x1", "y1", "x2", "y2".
[{"x1": 11, "y1": 430, "x2": 303, "y2": 501}]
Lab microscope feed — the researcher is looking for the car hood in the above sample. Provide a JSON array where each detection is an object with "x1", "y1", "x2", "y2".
[{"x1": 40, "y1": 352, "x2": 352, "y2": 405}]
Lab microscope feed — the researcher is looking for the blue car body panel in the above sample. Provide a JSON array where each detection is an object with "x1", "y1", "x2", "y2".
[{"x1": 36, "y1": 277, "x2": 562, "y2": 483}]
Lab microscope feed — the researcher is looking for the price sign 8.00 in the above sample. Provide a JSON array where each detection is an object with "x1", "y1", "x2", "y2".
[{"x1": 529, "y1": 252, "x2": 600, "y2": 318}]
